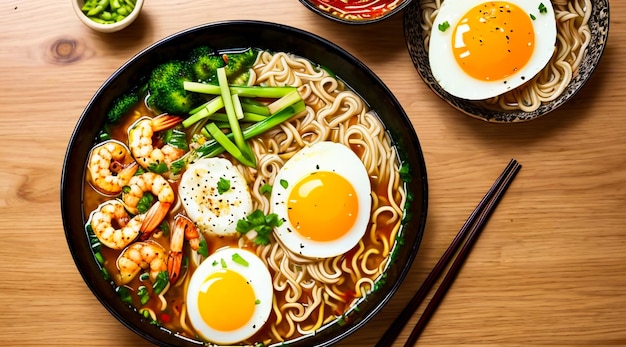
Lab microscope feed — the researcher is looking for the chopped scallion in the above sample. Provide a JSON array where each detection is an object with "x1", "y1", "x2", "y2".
[
  {"x1": 232, "y1": 253, "x2": 249, "y2": 267},
  {"x1": 538, "y1": 3, "x2": 547, "y2": 13},
  {"x1": 217, "y1": 177, "x2": 231, "y2": 195},
  {"x1": 438, "y1": 20, "x2": 450, "y2": 32},
  {"x1": 152, "y1": 271, "x2": 168, "y2": 294},
  {"x1": 197, "y1": 239, "x2": 209, "y2": 257},
  {"x1": 259, "y1": 183, "x2": 272, "y2": 195}
]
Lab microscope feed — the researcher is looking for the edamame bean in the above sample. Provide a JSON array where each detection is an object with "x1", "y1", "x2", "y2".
[{"x1": 81, "y1": 0, "x2": 136, "y2": 25}]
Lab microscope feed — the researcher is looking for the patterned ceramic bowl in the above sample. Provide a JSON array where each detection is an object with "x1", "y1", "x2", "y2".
[{"x1": 298, "y1": 0, "x2": 413, "y2": 24}]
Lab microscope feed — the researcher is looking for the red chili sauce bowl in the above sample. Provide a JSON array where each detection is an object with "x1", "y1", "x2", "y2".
[{"x1": 298, "y1": 0, "x2": 412, "y2": 24}]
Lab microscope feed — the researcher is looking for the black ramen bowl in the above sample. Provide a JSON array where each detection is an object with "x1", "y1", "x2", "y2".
[
  {"x1": 61, "y1": 20, "x2": 428, "y2": 347},
  {"x1": 403, "y1": 0, "x2": 610, "y2": 122},
  {"x1": 298, "y1": 0, "x2": 413, "y2": 24}
]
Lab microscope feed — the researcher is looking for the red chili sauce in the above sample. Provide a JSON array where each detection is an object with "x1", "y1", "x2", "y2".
[{"x1": 311, "y1": 0, "x2": 405, "y2": 21}]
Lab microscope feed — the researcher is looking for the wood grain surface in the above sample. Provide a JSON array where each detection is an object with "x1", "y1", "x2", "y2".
[{"x1": 1, "y1": 1, "x2": 625, "y2": 346}]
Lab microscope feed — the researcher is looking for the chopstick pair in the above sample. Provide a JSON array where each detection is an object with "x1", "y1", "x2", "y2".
[{"x1": 375, "y1": 159, "x2": 522, "y2": 347}]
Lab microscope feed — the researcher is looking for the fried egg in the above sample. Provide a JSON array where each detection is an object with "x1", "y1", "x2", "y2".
[
  {"x1": 186, "y1": 247, "x2": 273, "y2": 345},
  {"x1": 429, "y1": 0, "x2": 557, "y2": 100},
  {"x1": 271, "y1": 141, "x2": 371, "y2": 258},
  {"x1": 179, "y1": 157, "x2": 253, "y2": 236}
]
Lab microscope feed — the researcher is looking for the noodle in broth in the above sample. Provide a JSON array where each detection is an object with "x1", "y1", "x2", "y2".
[{"x1": 84, "y1": 50, "x2": 407, "y2": 345}]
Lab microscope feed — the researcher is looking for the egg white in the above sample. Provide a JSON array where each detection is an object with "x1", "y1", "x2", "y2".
[
  {"x1": 186, "y1": 247, "x2": 273, "y2": 344},
  {"x1": 179, "y1": 157, "x2": 253, "y2": 237},
  {"x1": 270, "y1": 141, "x2": 372, "y2": 259},
  {"x1": 429, "y1": 0, "x2": 557, "y2": 100}
]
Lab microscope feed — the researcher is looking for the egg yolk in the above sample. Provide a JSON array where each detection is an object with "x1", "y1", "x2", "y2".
[
  {"x1": 287, "y1": 171, "x2": 359, "y2": 242},
  {"x1": 197, "y1": 268, "x2": 256, "y2": 332},
  {"x1": 451, "y1": 1, "x2": 535, "y2": 81}
]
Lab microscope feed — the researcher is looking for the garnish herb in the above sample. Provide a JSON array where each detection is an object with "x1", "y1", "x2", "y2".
[
  {"x1": 399, "y1": 162, "x2": 411, "y2": 182},
  {"x1": 538, "y1": 3, "x2": 547, "y2": 13},
  {"x1": 259, "y1": 183, "x2": 272, "y2": 195},
  {"x1": 438, "y1": 20, "x2": 450, "y2": 32},
  {"x1": 136, "y1": 192, "x2": 154, "y2": 214},
  {"x1": 141, "y1": 309, "x2": 151, "y2": 319},
  {"x1": 220, "y1": 258, "x2": 228, "y2": 268},
  {"x1": 530, "y1": 13, "x2": 537, "y2": 20},
  {"x1": 236, "y1": 209, "x2": 283, "y2": 245},
  {"x1": 137, "y1": 286, "x2": 150, "y2": 305},
  {"x1": 280, "y1": 179, "x2": 288, "y2": 189},
  {"x1": 372, "y1": 273, "x2": 387, "y2": 292},
  {"x1": 197, "y1": 239, "x2": 209, "y2": 257},
  {"x1": 86, "y1": 224, "x2": 102, "y2": 253},
  {"x1": 98, "y1": 131, "x2": 111, "y2": 141},
  {"x1": 212, "y1": 260, "x2": 219, "y2": 266},
  {"x1": 254, "y1": 299, "x2": 261, "y2": 305},
  {"x1": 217, "y1": 177, "x2": 231, "y2": 195},
  {"x1": 337, "y1": 316, "x2": 347, "y2": 326},
  {"x1": 158, "y1": 220, "x2": 170, "y2": 236},
  {"x1": 117, "y1": 286, "x2": 133, "y2": 305},
  {"x1": 170, "y1": 157, "x2": 186, "y2": 176},
  {"x1": 163, "y1": 128, "x2": 188, "y2": 150},
  {"x1": 94, "y1": 252, "x2": 105, "y2": 264},
  {"x1": 232, "y1": 253, "x2": 249, "y2": 267},
  {"x1": 139, "y1": 272, "x2": 150, "y2": 282},
  {"x1": 152, "y1": 271, "x2": 169, "y2": 294},
  {"x1": 101, "y1": 267, "x2": 110, "y2": 281},
  {"x1": 147, "y1": 162, "x2": 169, "y2": 174}
]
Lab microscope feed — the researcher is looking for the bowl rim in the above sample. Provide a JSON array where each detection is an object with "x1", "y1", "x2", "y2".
[
  {"x1": 72, "y1": 0, "x2": 144, "y2": 33},
  {"x1": 61, "y1": 19, "x2": 428, "y2": 347},
  {"x1": 298, "y1": 0, "x2": 413, "y2": 25}
]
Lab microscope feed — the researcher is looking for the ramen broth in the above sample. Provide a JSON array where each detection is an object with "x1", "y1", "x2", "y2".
[{"x1": 83, "y1": 48, "x2": 407, "y2": 345}]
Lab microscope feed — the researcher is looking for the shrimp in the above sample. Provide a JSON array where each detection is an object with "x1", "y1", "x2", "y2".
[
  {"x1": 115, "y1": 240, "x2": 167, "y2": 285},
  {"x1": 128, "y1": 114, "x2": 186, "y2": 173},
  {"x1": 87, "y1": 140, "x2": 138, "y2": 195},
  {"x1": 122, "y1": 172, "x2": 175, "y2": 239},
  {"x1": 88, "y1": 200, "x2": 143, "y2": 250},
  {"x1": 167, "y1": 214, "x2": 201, "y2": 283}
]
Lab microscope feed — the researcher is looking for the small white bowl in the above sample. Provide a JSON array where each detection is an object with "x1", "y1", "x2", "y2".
[{"x1": 72, "y1": 0, "x2": 144, "y2": 33}]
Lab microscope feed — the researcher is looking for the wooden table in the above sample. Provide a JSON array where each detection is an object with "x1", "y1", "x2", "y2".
[{"x1": 1, "y1": 1, "x2": 625, "y2": 346}]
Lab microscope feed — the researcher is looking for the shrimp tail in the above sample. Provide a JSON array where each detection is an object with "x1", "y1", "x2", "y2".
[
  {"x1": 117, "y1": 161, "x2": 139, "y2": 181},
  {"x1": 152, "y1": 114, "x2": 184, "y2": 132},
  {"x1": 167, "y1": 215, "x2": 199, "y2": 283},
  {"x1": 139, "y1": 201, "x2": 172, "y2": 240},
  {"x1": 167, "y1": 252, "x2": 182, "y2": 283}
]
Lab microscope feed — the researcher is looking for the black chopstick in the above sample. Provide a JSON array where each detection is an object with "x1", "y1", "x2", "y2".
[{"x1": 375, "y1": 159, "x2": 522, "y2": 347}]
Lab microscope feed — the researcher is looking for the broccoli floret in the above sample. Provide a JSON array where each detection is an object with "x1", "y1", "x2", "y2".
[
  {"x1": 223, "y1": 49, "x2": 259, "y2": 85},
  {"x1": 147, "y1": 60, "x2": 202, "y2": 115},
  {"x1": 187, "y1": 46, "x2": 226, "y2": 82},
  {"x1": 106, "y1": 91, "x2": 139, "y2": 124}
]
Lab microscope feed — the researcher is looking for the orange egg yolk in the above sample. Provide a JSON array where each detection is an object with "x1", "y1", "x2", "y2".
[
  {"x1": 451, "y1": 1, "x2": 535, "y2": 81},
  {"x1": 287, "y1": 171, "x2": 359, "y2": 242},
  {"x1": 197, "y1": 268, "x2": 256, "y2": 332}
]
